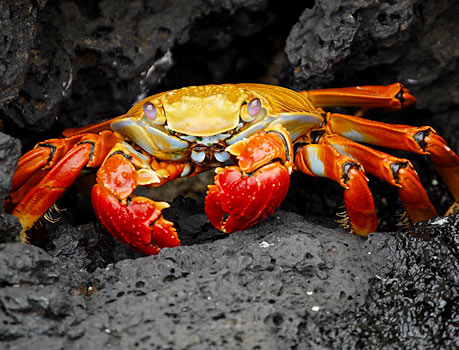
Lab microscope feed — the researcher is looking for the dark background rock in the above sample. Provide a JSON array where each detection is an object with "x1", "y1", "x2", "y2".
[
  {"x1": 0, "y1": 132, "x2": 21, "y2": 241},
  {"x1": 280, "y1": 0, "x2": 459, "y2": 112},
  {"x1": 0, "y1": 0, "x2": 458, "y2": 349}
]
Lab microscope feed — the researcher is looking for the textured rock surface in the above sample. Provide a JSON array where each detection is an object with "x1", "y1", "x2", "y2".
[
  {"x1": 280, "y1": 0, "x2": 459, "y2": 112},
  {"x1": 1, "y1": 211, "x2": 458, "y2": 349},
  {"x1": 0, "y1": 0, "x2": 458, "y2": 349},
  {"x1": 0, "y1": 0, "x2": 42, "y2": 108},
  {"x1": 0, "y1": 132, "x2": 21, "y2": 241}
]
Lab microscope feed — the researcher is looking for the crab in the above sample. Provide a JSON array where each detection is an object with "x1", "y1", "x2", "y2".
[{"x1": 5, "y1": 83, "x2": 459, "y2": 255}]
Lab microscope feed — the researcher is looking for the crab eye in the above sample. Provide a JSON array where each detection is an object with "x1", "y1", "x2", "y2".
[
  {"x1": 143, "y1": 101, "x2": 157, "y2": 121},
  {"x1": 248, "y1": 98, "x2": 261, "y2": 116},
  {"x1": 241, "y1": 98, "x2": 261, "y2": 122}
]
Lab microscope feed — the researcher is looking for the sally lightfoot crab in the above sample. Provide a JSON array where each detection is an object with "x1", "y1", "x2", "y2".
[{"x1": 5, "y1": 83, "x2": 459, "y2": 255}]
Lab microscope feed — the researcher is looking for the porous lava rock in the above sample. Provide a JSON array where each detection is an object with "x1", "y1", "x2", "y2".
[
  {"x1": 0, "y1": 132, "x2": 21, "y2": 242},
  {"x1": 279, "y1": 0, "x2": 459, "y2": 112},
  {"x1": 1, "y1": 211, "x2": 458, "y2": 349}
]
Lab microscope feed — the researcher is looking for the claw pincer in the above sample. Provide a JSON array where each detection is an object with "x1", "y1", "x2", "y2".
[
  {"x1": 92, "y1": 149, "x2": 180, "y2": 255},
  {"x1": 205, "y1": 125, "x2": 292, "y2": 233},
  {"x1": 92, "y1": 184, "x2": 178, "y2": 255}
]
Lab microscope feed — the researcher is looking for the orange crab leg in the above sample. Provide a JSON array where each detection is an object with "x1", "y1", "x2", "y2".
[
  {"x1": 9, "y1": 134, "x2": 84, "y2": 195},
  {"x1": 326, "y1": 113, "x2": 459, "y2": 211},
  {"x1": 205, "y1": 124, "x2": 292, "y2": 233},
  {"x1": 91, "y1": 144, "x2": 181, "y2": 255},
  {"x1": 294, "y1": 143, "x2": 377, "y2": 236},
  {"x1": 300, "y1": 83, "x2": 416, "y2": 110},
  {"x1": 10, "y1": 131, "x2": 120, "y2": 241},
  {"x1": 322, "y1": 134, "x2": 437, "y2": 223}
]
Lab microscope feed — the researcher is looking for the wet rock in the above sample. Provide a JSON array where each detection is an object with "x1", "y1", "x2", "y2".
[{"x1": 311, "y1": 214, "x2": 459, "y2": 350}]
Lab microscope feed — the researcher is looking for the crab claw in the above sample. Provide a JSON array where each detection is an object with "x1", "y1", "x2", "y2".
[
  {"x1": 205, "y1": 162, "x2": 290, "y2": 233},
  {"x1": 206, "y1": 125, "x2": 292, "y2": 233},
  {"x1": 92, "y1": 184, "x2": 179, "y2": 255}
]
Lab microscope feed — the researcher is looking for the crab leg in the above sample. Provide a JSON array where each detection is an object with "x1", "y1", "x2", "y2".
[
  {"x1": 205, "y1": 124, "x2": 292, "y2": 233},
  {"x1": 91, "y1": 143, "x2": 181, "y2": 255},
  {"x1": 326, "y1": 113, "x2": 459, "y2": 214},
  {"x1": 7, "y1": 134, "x2": 85, "y2": 207},
  {"x1": 7, "y1": 131, "x2": 120, "y2": 242},
  {"x1": 322, "y1": 134, "x2": 437, "y2": 223},
  {"x1": 294, "y1": 143, "x2": 377, "y2": 236},
  {"x1": 300, "y1": 83, "x2": 416, "y2": 110}
]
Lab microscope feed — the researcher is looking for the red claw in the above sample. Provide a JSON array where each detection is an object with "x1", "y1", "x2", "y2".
[
  {"x1": 205, "y1": 162, "x2": 290, "y2": 233},
  {"x1": 92, "y1": 184, "x2": 179, "y2": 255}
]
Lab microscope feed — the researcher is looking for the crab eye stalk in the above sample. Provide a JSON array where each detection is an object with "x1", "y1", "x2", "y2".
[
  {"x1": 240, "y1": 98, "x2": 261, "y2": 122},
  {"x1": 248, "y1": 98, "x2": 261, "y2": 116},
  {"x1": 143, "y1": 101, "x2": 157, "y2": 120},
  {"x1": 143, "y1": 101, "x2": 166, "y2": 125}
]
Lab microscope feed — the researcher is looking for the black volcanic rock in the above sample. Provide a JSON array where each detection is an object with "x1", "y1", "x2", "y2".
[
  {"x1": 279, "y1": 0, "x2": 459, "y2": 112},
  {"x1": 0, "y1": 132, "x2": 21, "y2": 242},
  {"x1": 1, "y1": 211, "x2": 458, "y2": 349}
]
